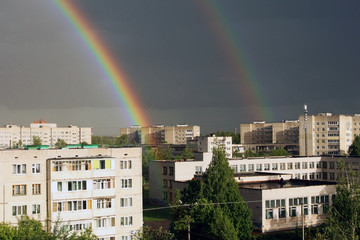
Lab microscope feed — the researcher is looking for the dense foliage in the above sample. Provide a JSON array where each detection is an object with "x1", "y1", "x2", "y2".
[
  {"x1": 91, "y1": 135, "x2": 129, "y2": 146},
  {"x1": 269, "y1": 148, "x2": 289, "y2": 157},
  {"x1": 132, "y1": 226, "x2": 174, "y2": 240},
  {"x1": 174, "y1": 147, "x2": 253, "y2": 239},
  {"x1": 214, "y1": 130, "x2": 240, "y2": 144},
  {"x1": 349, "y1": 135, "x2": 360, "y2": 156},
  {"x1": 0, "y1": 216, "x2": 97, "y2": 240},
  {"x1": 55, "y1": 138, "x2": 67, "y2": 149}
]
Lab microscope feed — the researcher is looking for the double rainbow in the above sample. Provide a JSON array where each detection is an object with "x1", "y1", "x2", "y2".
[
  {"x1": 54, "y1": 0, "x2": 150, "y2": 127},
  {"x1": 197, "y1": 0, "x2": 273, "y2": 122}
]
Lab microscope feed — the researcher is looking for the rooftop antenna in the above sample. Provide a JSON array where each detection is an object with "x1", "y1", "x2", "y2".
[{"x1": 304, "y1": 104, "x2": 308, "y2": 156}]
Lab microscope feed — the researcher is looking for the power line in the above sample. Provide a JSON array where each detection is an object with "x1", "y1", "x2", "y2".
[{"x1": 143, "y1": 200, "x2": 262, "y2": 212}]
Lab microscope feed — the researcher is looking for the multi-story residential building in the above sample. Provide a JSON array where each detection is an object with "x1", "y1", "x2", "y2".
[
  {"x1": 240, "y1": 120, "x2": 299, "y2": 155},
  {"x1": 0, "y1": 120, "x2": 92, "y2": 148},
  {"x1": 0, "y1": 147, "x2": 142, "y2": 240},
  {"x1": 119, "y1": 124, "x2": 200, "y2": 145},
  {"x1": 299, "y1": 113, "x2": 360, "y2": 156}
]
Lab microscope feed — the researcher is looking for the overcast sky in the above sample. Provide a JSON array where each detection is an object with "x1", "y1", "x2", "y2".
[{"x1": 1, "y1": 0, "x2": 360, "y2": 135}]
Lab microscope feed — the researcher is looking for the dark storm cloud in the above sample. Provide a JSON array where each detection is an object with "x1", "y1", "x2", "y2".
[{"x1": 1, "y1": 0, "x2": 360, "y2": 134}]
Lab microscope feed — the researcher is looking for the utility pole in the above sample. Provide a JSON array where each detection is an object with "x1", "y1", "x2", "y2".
[
  {"x1": 304, "y1": 104, "x2": 308, "y2": 156},
  {"x1": 187, "y1": 215, "x2": 191, "y2": 240}
]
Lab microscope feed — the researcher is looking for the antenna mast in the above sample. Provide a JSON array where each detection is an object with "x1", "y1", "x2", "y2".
[{"x1": 304, "y1": 104, "x2": 308, "y2": 156}]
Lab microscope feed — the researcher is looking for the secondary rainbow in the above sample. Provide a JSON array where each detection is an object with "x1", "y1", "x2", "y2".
[
  {"x1": 196, "y1": 0, "x2": 274, "y2": 122},
  {"x1": 54, "y1": 0, "x2": 151, "y2": 127}
]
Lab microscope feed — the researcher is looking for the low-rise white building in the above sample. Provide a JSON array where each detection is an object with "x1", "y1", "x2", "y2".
[{"x1": 0, "y1": 147, "x2": 142, "y2": 240}]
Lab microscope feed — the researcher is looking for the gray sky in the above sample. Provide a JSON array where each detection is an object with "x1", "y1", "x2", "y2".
[{"x1": 1, "y1": 0, "x2": 360, "y2": 135}]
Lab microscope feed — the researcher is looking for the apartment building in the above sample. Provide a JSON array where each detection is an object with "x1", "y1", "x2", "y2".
[
  {"x1": 0, "y1": 120, "x2": 92, "y2": 148},
  {"x1": 0, "y1": 147, "x2": 142, "y2": 240},
  {"x1": 119, "y1": 124, "x2": 200, "y2": 145},
  {"x1": 197, "y1": 135, "x2": 233, "y2": 158},
  {"x1": 240, "y1": 120, "x2": 299, "y2": 155},
  {"x1": 299, "y1": 113, "x2": 360, "y2": 156}
]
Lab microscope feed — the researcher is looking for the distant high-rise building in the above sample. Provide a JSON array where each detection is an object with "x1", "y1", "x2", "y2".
[
  {"x1": 299, "y1": 113, "x2": 360, "y2": 156},
  {"x1": 240, "y1": 120, "x2": 299, "y2": 154},
  {"x1": 0, "y1": 120, "x2": 92, "y2": 148},
  {"x1": 120, "y1": 124, "x2": 200, "y2": 144}
]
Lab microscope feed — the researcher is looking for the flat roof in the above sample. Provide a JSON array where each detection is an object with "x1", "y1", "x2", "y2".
[{"x1": 239, "y1": 179, "x2": 336, "y2": 190}]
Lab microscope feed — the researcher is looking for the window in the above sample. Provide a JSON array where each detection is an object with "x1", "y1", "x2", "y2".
[
  {"x1": 120, "y1": 216, "x2": 133, "y2": 226},
  {"x1": 100, "y1": 160, "x2": 106, "y2": 169},
  {"x1": 93, "y1": 159, "x2": 111, "y2": 170},
  {"x1": 57, "y1": 182, "x2": 62, "y2": 192},
  {"x1": 54, "y1": 161, "x2": 62, "y2": 172},
  {"x1": 309, "y1": 162, "x2": 315, "y2": 168},
  {"x1": 239, "y1": 164, "x2": 246, "y2": 172},
  {"x1": 12, "y1": 185, "x2": 27, "y2": 196},
  {"x1": 329, "y1": 173, "x2": 335, "y2": 180},
  {"x1": 272, "y1": 163, "x2": 278, "y2": 170},
  {"x1": 295, "y1": 162, "x2": 300, "y2": 169},
  {"x1": 278, "y1": 208, "x2": 286, "y2": 218},
  {"x1": 120, "y1": 197, "x2": 133, "y2": 208},
  {"x1": 120, "y1": 160, "x2": 132, "y2": 169},
  {"x1": 195, "y1": 166, "x2": 202, "y2": 174},
  {"x1": 302, "y1": 162, "x2": 308, "y2": 169},
  {"x1": 67, "y1": 180, "x2": 87, "y2": 191},
  {"x1": 287, "y1": 162, "x2": 293, "y2": 170},
  {"x1": 93, "y1": 178, "x2": 115, "y2": 190},
  {"x1": 162, "y1": 167, "x2": 167, "y2": 175},
  {"x1": 264, "y1": 164, "x2": 270, "y2": 171},
  {"x1": 329, "y1": 162, "x2": 335, "y2": 169},
  {"x1": 248, "y1": 164, "x2": 254, "y2": 172},
  {"x1": 256, "y1": 164, "x2": 262, "y2": 171},
  {"x1": 32, "y1": 164, "x2": 40, "y2": 174},
  {"x1": 311, "y1": 205, "x2": 319, "y2": 214},
  {"x1": 12, "y1": 205, "x2": 27, "y2": 216},
  {"x1": 121, "y1": 179, "x2": 132, "y2": 189},
  {"x1": 12, "y1": 164, "x2": 26, "y2": 175},
  {"x1": 32, "y1": 184, "x2": 41, "y2": 195},
  {"x1": 169, "y1": 167, "x2": 174, "y2": 175},
  {"x1": 32, "y1": 204, "x2": 40, "y2": 215},
  {"x1": 265, "y1": 209, "x2": 273, "y2": 219},
  {"x1": 309, "y1": 172, "x2": 315, "y2": 180},
  {"x1": 96, "y1": 198, "x2": 112, "y2": 209},
  {"x1": 289, "y1": 206, "x2": 296, "y2": 217},
  {"x1": 53, "y1": 200, "x2": 91, "y2": 212},
  {"x1": 280, "y1": 163, "x2": 286, "y2": 170},
  {"x1": 230, "y1": 165, "x2": 238, "y2": 172},
  {"x1": 322, "y1": 161, "x2": 327, "y2": 169}
]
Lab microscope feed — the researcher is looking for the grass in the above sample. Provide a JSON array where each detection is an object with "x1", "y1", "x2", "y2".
[{"x1": 143, "y1": 184, "x2": 173, "y2": 222}]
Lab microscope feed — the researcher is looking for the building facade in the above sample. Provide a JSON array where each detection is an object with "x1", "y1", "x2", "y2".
[
  {"x1": 0, "y1": 120, "x2": 92, "y2": 148},
  {"x1": 299, "y1": 113, "x2": 360, "y2": 156},
  {"x1": 240, "y1": 120, "x2": 299, "y2": 155},
  {"x1": 0, "y1": 147, "x2": 142, "y2": 240},
  {"x1": 119, "y1": 124, "x2": 200, "y2": 145}
]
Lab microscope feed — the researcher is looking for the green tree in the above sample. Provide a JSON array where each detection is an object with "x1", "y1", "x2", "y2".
[
  {"x1": 142, "y1": 148, "x2": 155, "y2": 183},
  {"x1": 181, "y1": 147, "x2": 194, "y2": 159},
  {"x1": 55, "y1": 139, "x2": 67, "y2": 149},
  {"x1": 215, "y1": 130, "x2": 240, "y2": 144},
  {"x1": 320, "y1": 161, "x2": 360, "y2": 240},
  {"x1": 0, "y1": 216, "x2": 97, "y2": 240},
  {"x1": 244, "y1": 149, "x2": 256, "y2": 158},
  {"x1": 32, "y1": 136, "x2": 42, "y2": 145},
  {"x1": 175, "y1": 147, "x2": 253, "y2": 239},
  {"x1": 154, "y1": 146, "x2": 172, "y2": 160},
  {"x1": 269, "y1": 148, "x2": 289, "y2": 157},
  {"x1": 132, "y1": 226, "x2": 175, "y2": 240},
  {"x1": 349, "y1": 135, "x2": 360, "y2": 156},
  {"x1": 115, "y1": 135, "x2": 128, "y2": 145}
]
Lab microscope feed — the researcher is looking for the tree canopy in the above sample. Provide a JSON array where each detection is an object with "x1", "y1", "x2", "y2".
[
  {"x1": 0, "y1": 216, "x2": 97, "y2": 240},
  {"x1": 174, "y1": 147, "x2": 253, "y2": 239},
  {"x1": 32, "y1": 136, "x2": 42, "y2": 145},
  {"x1": 349, "y1": 135, "x2": 360, "y2": 156},
  {"x1": 269, "y1": 148, "x2": 289, "y2": 157},
  {"x1": 214, "y1": 130, "x2": 240, "y2": 144},
  {"x1": 318, "y1": 161, "x2": 360, "y2": 240},
  {"x1": 55, "y1": 138, "x2": 67, "y2": 149}
]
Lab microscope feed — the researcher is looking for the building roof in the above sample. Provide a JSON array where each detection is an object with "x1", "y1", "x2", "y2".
[{"x1": 238, "y1": 179, "x2": 336, "y2": 190}]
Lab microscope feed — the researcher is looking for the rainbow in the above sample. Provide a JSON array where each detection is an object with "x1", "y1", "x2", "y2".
[
  {"x1": 53, "y1": 0, "x2": 151, "y2": 127},
  {"x1": 196, "y1": 0, "x2": 274, "y2": 122}
]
